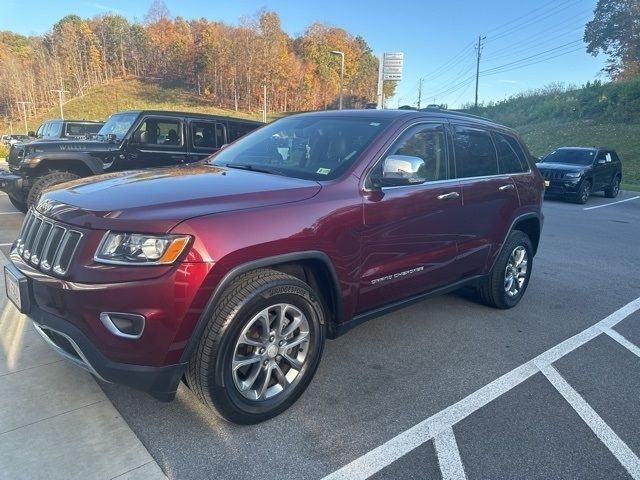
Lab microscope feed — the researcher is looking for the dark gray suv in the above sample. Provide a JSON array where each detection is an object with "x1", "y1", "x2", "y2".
[{"x1": 537, "y1": 147, "x2": 623, "y2": 204}]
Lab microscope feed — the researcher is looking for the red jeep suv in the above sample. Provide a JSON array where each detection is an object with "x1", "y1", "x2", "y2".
[{"x1": 4, "y1": 109, "x2": 543, "y2": 424}]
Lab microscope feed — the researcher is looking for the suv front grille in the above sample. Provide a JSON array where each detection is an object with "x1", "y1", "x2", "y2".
[
  {"x1": 16, "y1": 210, "x2": 83, "y2": 276},
  {"x1": 539, "y1": 170, "x2": 565, "y2": 180}
]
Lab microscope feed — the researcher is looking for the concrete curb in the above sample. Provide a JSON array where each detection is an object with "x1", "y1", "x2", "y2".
[{"x1": 0, "y1": 252, "x2": 167, "y2": 480}]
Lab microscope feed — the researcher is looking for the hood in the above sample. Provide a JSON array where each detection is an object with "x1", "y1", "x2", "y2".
[
  {"x1": 537, "y1": 162, "x2": 588, "y2": 173},
  {"x1": 38, "y1": 165, "x2": 322, "y2": 232},
  {"x1": 27, "y1": 139, "x2": 118, "y2": 154}
]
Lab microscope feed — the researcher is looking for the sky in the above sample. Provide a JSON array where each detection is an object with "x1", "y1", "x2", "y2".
[{"x1": 1, "y1": 0, "x2": 606, "y2": 109}]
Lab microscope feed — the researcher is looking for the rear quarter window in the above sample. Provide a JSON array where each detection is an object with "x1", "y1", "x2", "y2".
[{"x1": 494, "y1": 132, "x2": 529, "y2": 174}]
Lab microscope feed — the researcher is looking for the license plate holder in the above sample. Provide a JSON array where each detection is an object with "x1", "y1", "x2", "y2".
[{"x1": 4, "y1": 265, "x2": 31, "y2": 314}]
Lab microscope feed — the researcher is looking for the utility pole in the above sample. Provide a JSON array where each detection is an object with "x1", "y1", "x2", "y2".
[
  {"x1": 50, "y1": 89, "x2": 68, "y2": 119},
  {"x1": 417, "y1": 79, "x2": 423, "y2": 109},
  {"x1": 474, "y1": 34, "x2": 486, "y2": 108},
  {"x1": 262, "y1": 84, "x2": 267, "y2": 123},
  {"x1": 16, "y1": 101, "x2": 31, "y2": 135}
]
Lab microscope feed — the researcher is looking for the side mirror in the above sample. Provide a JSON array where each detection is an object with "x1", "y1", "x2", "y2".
[
  {"x1": 597, "y1": 158, "x2": 606, "y2": 165},
  {"x1": 372, "y1": 155, "x2": 427, "y2": 188},
  {"x1": 536, "y1": 156, "x2": 544, "y2": 163},
  {"x1": 28, "y1": 131, "x2": 35, "y2": 137},
  {"x1": 131, "y1": 131, "x2": 143, "y2": 144}
]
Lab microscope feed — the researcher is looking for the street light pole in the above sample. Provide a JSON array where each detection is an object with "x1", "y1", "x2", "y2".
[
  {"x1": 51, "y1": 89, "x2": 68, "y2": 119},
  {"x1": 330, "y1": 50, "x2": 344, "y2": 110},
  {"x1": 16, "y1": 101, "x2": 31, "y2": 135}
]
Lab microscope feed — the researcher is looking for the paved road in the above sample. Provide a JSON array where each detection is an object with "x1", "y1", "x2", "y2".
[{"x1": 1, "y1": 190, "x2": 639, "y2": 479}]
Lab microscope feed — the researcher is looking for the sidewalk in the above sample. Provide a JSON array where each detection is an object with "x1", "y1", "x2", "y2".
[{"x1": 0, "y1": 253, "x2": 166, "y2": 480}]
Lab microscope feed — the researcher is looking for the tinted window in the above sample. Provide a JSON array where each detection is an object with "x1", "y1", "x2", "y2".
[
  {"x1": 454, "y1": 127, "x2": 498, "y2": 178},
  {"x1": 386, "y1": 123, "x2": 448, "y2": 182},
  {"x1": 541, "y1": 149, "x2": 595, "y2": 166},
  {"x1": 65, "y1": 123, "x2": 102, "y2": 137},
  {"x1": 137, "y1": 118, "x2": 183, "y2": 147},
  {"x1": 228, "y1": 122, "x2": 260, "y2": 142},
  {"x1": 495, "y1": 132, "x2": 527, "y2": 174},
  {"x1": 192, "y1": 121, "x2": 227, "y2": 149}
]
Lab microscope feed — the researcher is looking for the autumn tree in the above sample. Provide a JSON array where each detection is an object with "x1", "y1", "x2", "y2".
[{"x1": 585, "y1": 0, "x2": 640, "y2": 79}]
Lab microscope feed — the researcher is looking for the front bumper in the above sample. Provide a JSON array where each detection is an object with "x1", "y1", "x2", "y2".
[
  {"x1": 5, "y1": 252, "x2": 210, "y2": 401},
  {"x1": 0, "y1": 169, "x2": 24, "y2": 198},
  {"x1": 29, "y1": 305, "x2": 186, "y2": 401},
  {"x1": 543, "y1": 178, "x2": 582, "y2": 196}
]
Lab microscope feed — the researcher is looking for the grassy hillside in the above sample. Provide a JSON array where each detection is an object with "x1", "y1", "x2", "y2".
[
  {"x1": 0, "y1": 77, "x2": 263, "y2": 133},
  {"x1": 516, "y1": 120, "x2": 640, "y2": 187}
]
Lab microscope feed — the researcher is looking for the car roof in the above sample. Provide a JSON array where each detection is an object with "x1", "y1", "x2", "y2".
[
  {"x1": 113, "y1": 110, "x2": 264, "y2": 124},
  {"x1": 285, "y1": 108, "x2": 513, "y2": 131},
  {"x1": 42, "y1": 119, "x2": 103, "y2": 124},
  {"x1": 556, "y1": 146, "x2": 616, "y2": 152}
]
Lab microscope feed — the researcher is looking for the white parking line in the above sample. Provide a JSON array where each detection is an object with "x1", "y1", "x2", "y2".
[
  {"x1": 433, "y1": 428, "x2": 467, "y2": 480},
  {"x1": 322, "y1": 295, "x2": 640, "y2": 480},
  {"x1": 602, "y1": 328, "x2": 640, "y2": 358},
  {"x1": 539, "y1": 364, "x2": 640, "y2": 479},
  {"x1": 0, "y1": 243, "x2": 12, "y2": 247},
  {"x1": 0, "y1": 212, "x2": 21, "y2": 215},
  {"x1": 584, "y1": 196, "x2": 640, "y2": 210}
]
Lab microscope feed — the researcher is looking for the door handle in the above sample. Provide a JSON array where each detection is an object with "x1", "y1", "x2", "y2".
[
  {"x1": 437, "y1": 192, "x2": 460, "y2": 200},
  {"x1": 498, "y1": 184, "x2": 515, "y2": 191}
]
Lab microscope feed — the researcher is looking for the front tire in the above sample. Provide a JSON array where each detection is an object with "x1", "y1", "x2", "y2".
[
  {"x1": 187, "y1": 268, "x2": 326, "y2": 424},
  {"x1": 476, "y1": 230, "x2": 533, "y2": 309},
  {"x1": 575, "y1": 180, "x2": 591, "y2": 204},
  {"x1": 27, "y1": 171, "x2": 80, "y2": 209}
]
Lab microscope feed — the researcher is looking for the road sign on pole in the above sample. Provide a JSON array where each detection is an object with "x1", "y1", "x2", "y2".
[{"x1": 383, "y1": 52, "x2": 404, "y2": 81}]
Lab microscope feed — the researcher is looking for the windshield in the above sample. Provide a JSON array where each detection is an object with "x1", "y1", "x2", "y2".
[
  {"x1": 96, "y1": 112, "x2": 138, "y2": 141},
  {"x1": 211, "y1": 115, "x2": 390, "y2": 181},
  {"x1": 542, "y1": 149, "x2": 595, "y2": 166}
]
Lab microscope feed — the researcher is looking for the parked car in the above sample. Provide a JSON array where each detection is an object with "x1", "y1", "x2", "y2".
[
  {"x1": 0, "y1": 110, "x2": 263, "y2": 212},
  {"x1": 537, "y1": 146, "x2": 622, "y2": 203},
  {"x1": 31, "y1": 119, "x2": 105, "y2": 141},
  {"x1": 4, "y1": 134, "x2": 31, "y2": 146},
  {"x1": 4, "y1": 109, "x2": 543, "y2": 424}
]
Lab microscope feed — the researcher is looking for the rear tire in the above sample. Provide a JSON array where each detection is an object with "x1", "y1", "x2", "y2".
[
  {"x1": 187, "y1": 268, "x2": 326, "y2": 424},
  {"x1": 604, "y1": 176, "x2": 620, "y2": 198},
  {"x1": 27, "y1": 171, "x2": 80, "y2": 209},
  {"x1": 476, "y1": 230, "x2": 533, "y2": 309},
  {"x1": 8, "y1": 195, "x2": 28, "y2": 213}
]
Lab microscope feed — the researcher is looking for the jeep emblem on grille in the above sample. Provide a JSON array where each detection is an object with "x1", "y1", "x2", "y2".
[{"x1": 38, "y1": 199, "x2": 55, "y2": 214}]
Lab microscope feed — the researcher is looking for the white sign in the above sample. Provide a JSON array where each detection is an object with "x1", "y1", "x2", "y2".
[{"x1": 383, "y1": 52, "x2": 404, "y2": 81}]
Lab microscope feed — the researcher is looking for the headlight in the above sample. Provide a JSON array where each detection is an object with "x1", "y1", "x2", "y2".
[
  {"x1": 564, "y1": 172, "x2": 582, "y2": 178},
  {"x1": 95, "y1": 232, "x2": 191, "y2": 265}
]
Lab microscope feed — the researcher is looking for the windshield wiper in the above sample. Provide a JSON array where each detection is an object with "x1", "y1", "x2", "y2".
[{"x1": 224, "y1": 163, "x2": 283, "y2": 176}]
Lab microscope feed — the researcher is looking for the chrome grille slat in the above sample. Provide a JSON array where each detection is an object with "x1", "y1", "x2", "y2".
[
  {"x1": 30, "y1": 221, "x2": 53, "y2": 265},
  {"x1": 22, "y1": 218, "x2": 42, "y2": 260},
  {"x1": 15, "y1": 209, "x2": 83, "y2": 277}
]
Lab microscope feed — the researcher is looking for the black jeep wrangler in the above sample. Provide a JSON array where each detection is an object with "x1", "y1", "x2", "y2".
[{"x1": 0, "y1": 110, "x2": 263, "y2": 212}]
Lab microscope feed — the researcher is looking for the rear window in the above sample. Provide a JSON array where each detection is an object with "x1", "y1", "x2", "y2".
[{"x1": 65, "y1": 123, "x2": 102, "y2": 137}]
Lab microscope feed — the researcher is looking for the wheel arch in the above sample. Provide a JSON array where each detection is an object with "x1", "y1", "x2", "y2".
[
  {"x1": 31, "y1": 155, "x2": 102, "y2": 177},
  {"x1": 180, "y1": 251, "x2": 343, "y2": 363}
]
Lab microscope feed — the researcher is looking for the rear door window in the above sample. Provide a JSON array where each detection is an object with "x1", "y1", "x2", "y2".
[
  {"x1": 191, "y1": 121, "x2": 227, "y2": 149},
  {"x1": 453, "y1": 126, "x2": 498, "y2": 178}
]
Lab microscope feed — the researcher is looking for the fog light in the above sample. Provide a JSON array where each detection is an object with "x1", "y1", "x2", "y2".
[{"x1": 100, "y1": 312, "x2": 146, "y2": 339}]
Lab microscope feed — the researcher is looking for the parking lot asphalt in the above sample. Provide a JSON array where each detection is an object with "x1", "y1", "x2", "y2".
[{"x1": 0, "y1": 189, "x2": 639, "y2": 479}]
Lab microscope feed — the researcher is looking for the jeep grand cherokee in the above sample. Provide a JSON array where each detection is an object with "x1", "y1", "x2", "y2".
[{"x1": 4, "y1": 109, "x2": 543, "y2": 424}]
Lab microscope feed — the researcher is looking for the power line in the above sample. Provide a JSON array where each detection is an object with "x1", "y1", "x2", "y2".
[{"x1": 481, "y1": 40, "x2": 583, "y2": 75}]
